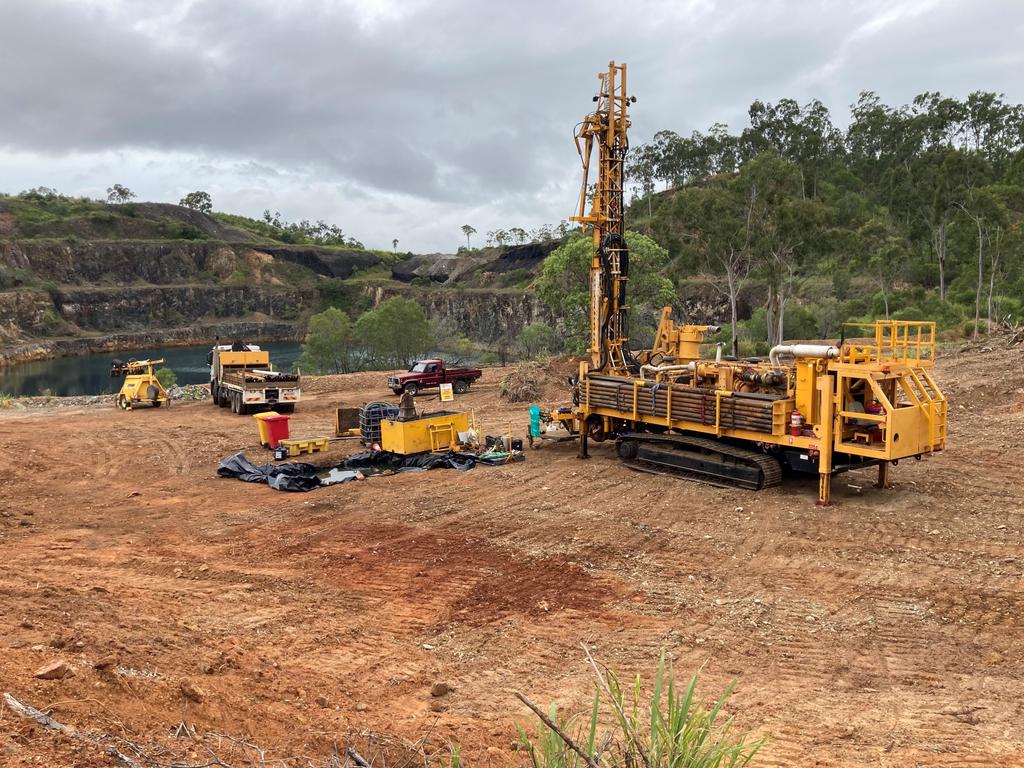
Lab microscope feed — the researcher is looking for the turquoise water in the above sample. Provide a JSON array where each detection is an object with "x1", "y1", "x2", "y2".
[{"x1": 0, "y1": 341, "x2": 304, "y2": 397}]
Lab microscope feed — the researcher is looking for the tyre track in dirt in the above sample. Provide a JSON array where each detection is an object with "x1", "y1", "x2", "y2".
[{"x1": 3, "y1": 352, "x2": 1024, "y2": 766}]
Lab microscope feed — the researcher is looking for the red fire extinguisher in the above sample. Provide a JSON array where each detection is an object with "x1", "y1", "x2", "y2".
[{"x1": 790, "y1": 409, "x2": 804, "y2": 437}]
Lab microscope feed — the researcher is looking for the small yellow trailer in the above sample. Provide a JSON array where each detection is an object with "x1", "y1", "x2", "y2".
[{"x1": 109, "y1": 358, "x2": 169, "y2": 410}]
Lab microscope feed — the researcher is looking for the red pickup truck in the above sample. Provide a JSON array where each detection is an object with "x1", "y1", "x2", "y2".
[{"x1": 387, "y1": 359, "x2": 483, "y2": 396}]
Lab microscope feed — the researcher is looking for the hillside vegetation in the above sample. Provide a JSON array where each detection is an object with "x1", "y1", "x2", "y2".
[{"x1": 622, "y1": 91, "x2": 1024, "y2": 353}]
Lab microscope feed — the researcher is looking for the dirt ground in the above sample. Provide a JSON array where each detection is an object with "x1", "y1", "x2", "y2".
[{"x1": 1, "y1": 347, "x2": 1023, "y2": 767}]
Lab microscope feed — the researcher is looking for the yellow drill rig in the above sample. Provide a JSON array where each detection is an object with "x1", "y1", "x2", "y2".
[{"x1": 545, "y1": 61, "x2": 948, "y2": 505}]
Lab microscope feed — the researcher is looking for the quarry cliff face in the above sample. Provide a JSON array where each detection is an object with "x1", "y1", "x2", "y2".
[
  {"x1": 0, "y1": 235, "x2": 734, "y2": 366},
  {"x1": 0, "y1": 241, "x2": 324, "y2": 362},
  {"x1": 365, "y1": 284, "x2": 552, "y2": 342}
]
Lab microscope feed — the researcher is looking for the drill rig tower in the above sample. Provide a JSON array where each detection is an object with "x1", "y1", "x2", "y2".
[{"x1": 572, "y1": 61, "x2": 636, "y2": 375}]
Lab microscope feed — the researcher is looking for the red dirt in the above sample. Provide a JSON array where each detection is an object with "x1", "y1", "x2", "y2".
[{"x1": 1, "y1": 350, "x2": 1023, "y2": 766}]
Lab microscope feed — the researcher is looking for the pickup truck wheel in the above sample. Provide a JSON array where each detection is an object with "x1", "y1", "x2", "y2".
[
  {"x1": 453, "y1": 379, "x2": 469, "y2": 395},
  {"x1": 391, "y1": 389, "x2": 403, "y2": 396},
  {"x1": 403, "y1": 382, "x2": 419, "y2": 396}
]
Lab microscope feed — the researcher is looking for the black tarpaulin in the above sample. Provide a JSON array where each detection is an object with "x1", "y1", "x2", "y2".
[
  {"x1": 339, "y1": 450, "x2": 477, "y2": 475},
  {"x1": 216, "y1": 449, "x2": 497, "y2": 491},
  {"x1": 217, "y1": 453, "x2": 322, "y2": 492}
]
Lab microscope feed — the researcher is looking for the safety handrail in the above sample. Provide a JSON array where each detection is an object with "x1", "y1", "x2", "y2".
[{"x1": 839, "y1": 321, "x2": 936, "y2": 365}]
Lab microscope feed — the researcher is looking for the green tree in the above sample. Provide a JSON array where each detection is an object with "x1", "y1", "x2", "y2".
[
  {"x1": 955, "y1": 187, "x2": 1010, "y2": 336},
  {"x1": 179, "y1": 190, "x2": 213, "y2": 213},
  {"x1": 354, "y1": 297, "x2": 433, "y2": 368},
  {"x1": 857, "y1": 217, "x2": 909, "y2": 319},
  {"x1": 739, "y1": 152, "x2": 816, "y2": 346},
  {"x1": 154, "y1": 367, "x2": 177, "y2": 389},
  {"x1": 516, "y1": 322, "x2": 558, "y2": 359},
  {"x1": 655, "y1": 182, "x2": 755, "y2": 354},
  {"x1": 460, "y1": 224, "x2": 476, "y2": 249},
  {"x1": 536, "y1": 230, "x2": 674, "y2": 354},
  {"x1": 298, "y1": 307, "x2": 358, "y2": 373},
  {"x1": 106, "y1": 184, "x2": 135, "y2": 204}
]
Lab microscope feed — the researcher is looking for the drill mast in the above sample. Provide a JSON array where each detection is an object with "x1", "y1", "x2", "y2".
[{"x1": 571, "y1": 61, "x2": 635, "y2": 374}]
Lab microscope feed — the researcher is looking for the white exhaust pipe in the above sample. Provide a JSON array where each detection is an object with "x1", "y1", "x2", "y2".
[{"x1": 769, "y1": 344, "x2": 839, "y2": 367}]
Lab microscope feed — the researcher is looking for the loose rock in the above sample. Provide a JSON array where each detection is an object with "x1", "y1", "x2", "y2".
[
  {"x1": 34, "y1": 659, "x2": 75, "y2": 680},
  {"x1": 430, "y1": 681, "x2": 451, "y2": 697},
  {"x1": 180, "y1": 679, "x2": 205, "y2": 703}
]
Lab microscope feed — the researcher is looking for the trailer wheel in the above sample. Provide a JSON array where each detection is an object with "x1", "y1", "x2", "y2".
[
  {"x1": 274, "y1": 404, "x2": 295, "y2": 414},
  {"x1": 403, "y1": 382, "x2": 419, "y2": 396},
  {"x1": 453, "y1": 379, "x2": 469, "y2": 395}
]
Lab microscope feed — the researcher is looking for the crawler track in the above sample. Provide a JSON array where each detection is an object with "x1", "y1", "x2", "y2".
[{"x1": 616, "y1": 432, "x2": 783, "y2": 490}]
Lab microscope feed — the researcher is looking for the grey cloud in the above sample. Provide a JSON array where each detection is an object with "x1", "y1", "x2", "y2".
[{"x1": 0, "y1": 0, "x2": 1022, "y2": 251}]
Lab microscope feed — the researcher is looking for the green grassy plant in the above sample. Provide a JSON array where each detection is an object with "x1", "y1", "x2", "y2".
[{"x1": 517, "y1": 651, "x2": 764, "y2": 768}]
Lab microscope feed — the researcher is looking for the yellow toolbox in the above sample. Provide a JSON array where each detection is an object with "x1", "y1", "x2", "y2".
[{"x1": 380, "y1": 411, "x2": 469, "y2": 455}]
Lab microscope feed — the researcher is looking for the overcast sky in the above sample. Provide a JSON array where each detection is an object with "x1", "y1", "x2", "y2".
[{"x1": 2, "y1": 0, "x2": 1022, "y2": 252}]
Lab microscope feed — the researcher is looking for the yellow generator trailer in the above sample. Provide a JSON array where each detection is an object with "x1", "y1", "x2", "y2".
[{"x1": 110, "y1": 358, "x2": 169, "y2": 410}]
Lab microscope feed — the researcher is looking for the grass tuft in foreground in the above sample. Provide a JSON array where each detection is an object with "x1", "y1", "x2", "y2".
[{"x1": 516, "y1": 649, "x2": 764, "y2": 768}]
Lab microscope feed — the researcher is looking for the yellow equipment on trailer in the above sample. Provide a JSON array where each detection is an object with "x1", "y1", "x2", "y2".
[
  {"x1": 545, "y1": 62, "x2": 948, "y2": 504},
  {"x1": 110, "y1": 358, "x2": 169, "y2": 410}
]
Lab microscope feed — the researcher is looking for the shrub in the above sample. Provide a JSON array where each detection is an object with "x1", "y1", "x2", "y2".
[
  {"x1": 499, "y1": 363, "x2": 545, "y2": 402},
  {"x1": 154, "y1": 367, "x2": 177, "y2": 389}
]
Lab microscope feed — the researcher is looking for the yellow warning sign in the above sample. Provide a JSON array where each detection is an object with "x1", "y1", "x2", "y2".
[{"x1": 439, "y1": 382, "x2": 454, "y2": 402}]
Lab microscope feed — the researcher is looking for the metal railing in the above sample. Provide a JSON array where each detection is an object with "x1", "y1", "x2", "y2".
[{"x1": 839, "y1": 321, "x2": 937, "y2": 365}]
